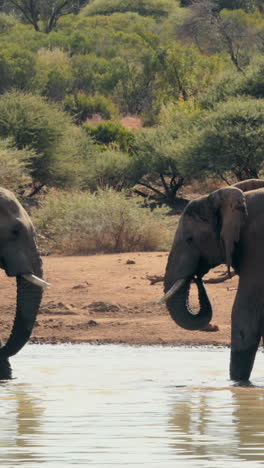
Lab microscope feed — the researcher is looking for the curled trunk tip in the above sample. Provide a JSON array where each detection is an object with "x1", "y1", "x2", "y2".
[{"x1": 165, "y1": 277, "x2": 212, "y2": 331}]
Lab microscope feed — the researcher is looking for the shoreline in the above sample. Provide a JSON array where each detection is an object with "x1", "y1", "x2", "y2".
[{"x1": 2, "y1": 253, "x2": 236, "y2": 349}]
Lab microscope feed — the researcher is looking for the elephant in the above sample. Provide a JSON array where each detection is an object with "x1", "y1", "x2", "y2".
[
  {"x1": 0, "y1": 187, "x2": 48, "y2": 379},
  {"x1": 160, "y1": 179, "x2": 264, "y2": 381}
]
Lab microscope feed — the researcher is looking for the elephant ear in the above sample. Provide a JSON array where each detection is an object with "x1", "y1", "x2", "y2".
[{"x1": 208, "y1": 187, "x2": 247, "y2": 274}]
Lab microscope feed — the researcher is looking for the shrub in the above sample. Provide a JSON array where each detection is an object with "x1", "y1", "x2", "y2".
[
  {"x1": 83, "y1": 149, "x2": 133, "y2": 191},
  {"x1": 129, "y1": 127, "x2": 185, "y2": 205},
  {"x1": 0, "y1": 138, "x2": 33, "y2": 194},
  {"x1": 83, "y1": 0, "x2": 173, "y2": 17},
  {"x1": 0, "y1": 45, "x2": 36, "y2": 92},
  {"x1": 0, "y1": 91, "x2": 82, "y2": 186},
  {"x1": 179, "y1": 97, "x2": 264, "y2": 182},
  {"x1": 0, "y1": 13, "x2": 19, "y2": 33},
  {"x1": 33, "y1": 189, "x2": 172, "y2": 254},
  {"x1": 34, "y1": 48, "x2": 73, "y2": 101},
  {"x1": 83, "y1": 121, "x2": 133, "y2": 151},
  {"x1": 63, "y1": 92, "x2": 118, "y2": 123}
]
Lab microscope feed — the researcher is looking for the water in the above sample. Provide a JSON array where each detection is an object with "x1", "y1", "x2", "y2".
[{"x1": 0, "y1": 344, "x2": 264, "y2": 467}]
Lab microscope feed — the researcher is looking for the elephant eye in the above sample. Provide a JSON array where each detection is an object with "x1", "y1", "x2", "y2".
[{"x1": 186, "y1": 236, "x2": 193, "y2": 243}]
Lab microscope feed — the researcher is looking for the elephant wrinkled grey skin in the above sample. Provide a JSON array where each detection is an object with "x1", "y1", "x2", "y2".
[
  {"x1": 0, "y1": 188, "x2": 44, "y2": 379},
  {"x1": 162, "y1": 179, "x2": 264, "y2": 382}
]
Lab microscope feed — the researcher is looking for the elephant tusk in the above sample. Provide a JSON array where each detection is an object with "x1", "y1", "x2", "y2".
[
  {"x1": 22, "y1": 274, "x2": 50, "y2": 289},
  {"x1": 156, "y1": 278, "x2": 186, "y2": 304}
]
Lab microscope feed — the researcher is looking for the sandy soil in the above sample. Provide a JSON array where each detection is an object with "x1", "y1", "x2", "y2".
[{"x1": 0, "y1": 252, "x2": 238, "y2": 347}]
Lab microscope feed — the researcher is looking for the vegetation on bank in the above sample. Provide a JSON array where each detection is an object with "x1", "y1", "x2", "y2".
[
  {"x1": 0, "y1": 0, "x2": 264, "y2": 253},
  {"x1": 33, "y1": 189, "x2": 175, "y2": 254}
]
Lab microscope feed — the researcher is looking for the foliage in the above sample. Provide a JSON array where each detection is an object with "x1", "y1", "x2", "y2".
[
  {"x1": 159, "y1": 43, "x2": 222, "y2": 102},
  {"x1": 4, "y1": 0, "x2": 89, "y2": 32},
  {"x1": 178, "y1": 3, "x2": 263, "y2": 72},
  {"x1": 63, "y1": 92, "x2": 118, "y2": 123},
  {"x1": 33, "y1": 48, "x2": 72, "y2": 100},
  {"x1": 82, "y1": 149, "x2": 133, "y2": 191},
  {"x1": 83, "y1": 0, "x2": 173, "y2": 17},
  {"x1": 46, "y1": 124, "x2": 97, "y2": 189},
  {"x1": 180, "y1": 0, "x2": 258, "y2": 11},
  {"x1": 0, "y1": 12, "x2": 18, "y2": 31},
  {"x1": 218, "y1": 0, "x2": 257, "y2": 11},
  {"x1": 0, "y1": 90, "x2": 94, "y2": 187},
  {"x1": 199, "y1": 59, "x2": 264, "y2": 108},
  {"x1": 0, "y1": 138, "x2": 33, "y2": 194},
  {"x1": 180, "y1": 97, "x2": 264, "y2": 182},
  {"x1": 83, "y1": 121, "x2": 133, "y2": 151},
  {"x1": 129, "y1": 127, "x2": 185, "y2": 205},
  {"x1": 33, "y1": 189, "x2": 172, "y2": 254},
  {"x1": 0, "y1": 44, "x2": 36, "y2": 92}
]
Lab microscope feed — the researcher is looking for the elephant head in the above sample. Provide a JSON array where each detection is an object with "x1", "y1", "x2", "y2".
[
  {"x1": 0, "y1": 188, "x2": 47, "y2": 369},
  {"x1": 162, "y1": 187, "x2": 247, "y2": 330}
]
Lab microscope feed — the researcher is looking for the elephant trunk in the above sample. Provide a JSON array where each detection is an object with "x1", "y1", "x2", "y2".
[
  {"x1": 0, "y1": 252, "x2": 43, "y2": 358},
  {"x1": 165, "y1": 277, "x2": 212, "y2": 330}
]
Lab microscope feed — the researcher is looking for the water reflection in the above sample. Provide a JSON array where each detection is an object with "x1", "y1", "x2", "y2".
[
  {"x1": 168, "y1": 387, "x2": 264, "y2": 463},
  {"x1": 0, "y1": 383, "x2": 43, "y2": 463},
  {"x1": 0, "y1": 345, "x2": 263, "y2": 467}
]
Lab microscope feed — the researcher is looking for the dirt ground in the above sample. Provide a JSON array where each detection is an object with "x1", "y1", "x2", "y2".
[{"x1": 0, "y1": 252, "x2": 238, "y2": 347}]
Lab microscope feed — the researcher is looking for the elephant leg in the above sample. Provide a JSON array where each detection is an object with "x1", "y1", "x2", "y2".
[
  {"x1": 0, "y1": 338, "x2": 11, "y2": 379},
  {"x1": 0, "y1": 357, "x2": 12, "y2": 380},
  {"x1": 230, "y1": 300, "x2": 261, "y2": 381},
  {"x1": 230, "y1": 341, "x2": 260, "y2": 382}
]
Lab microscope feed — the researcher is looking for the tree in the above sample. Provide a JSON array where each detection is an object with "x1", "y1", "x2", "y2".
[
  {"x1": 83, "y1": 0, "x2": 173, "y2": 18},
  {"x1": 83, "y1": 121, "x2": 133, "y2": 152},
  {"x1": 218, "y1": 0, "x2": 256, "y2": 11},
  {"x1": 0, "y1": 138, "x2": 33, "y2": 194},
  {"x1": 0, "y1": 90, "x2": 95, "y2": 190},
  {"x1": 4, "y1": 0, "x2": 89, "y2": 33},
  {"x1": 180, "y1": 0, "x2": 256, "y2": 10},
  {"x1": 0, "y1": 44, "x2": 36, "y2": 92},
  {"x1": 178, "y1": 0, "x2": 262, "y2": 72},
  {"x1": 159, "y1": 43, "x2": 221, "y2": 101},
  {"x1": 129, "y1": 127, "x2": 186, "y2": 207},
  {"x1": 180, "y1": 98, "x2": 264, "y2": 183}
]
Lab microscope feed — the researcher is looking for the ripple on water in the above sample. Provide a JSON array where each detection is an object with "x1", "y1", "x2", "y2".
[{"x1": 0, "y1": 344, "x2": 262, "y2": 467}]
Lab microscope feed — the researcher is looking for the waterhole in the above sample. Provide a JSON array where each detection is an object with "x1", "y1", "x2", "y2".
[{"x1": 1, "y1": 344, "x2": 264, "y2": 467}]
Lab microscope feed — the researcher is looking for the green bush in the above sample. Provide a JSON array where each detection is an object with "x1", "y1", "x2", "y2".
[
  {"x1": 63, "y1": 92, "x2": 118, "y2": 123},
  {"x1": 239, "y1": 62, "x2": 264, "y2": 99},
  {"x1": 83, "y1": 149, "x2": 133, "y2": 190},
  {"x1": 0, "y1": 90, "x2": 95, "y2": 187},
  {"x1": 83, "y1": 121, "x2": 133, "y2": 151},
  {"x1": 0, "y1": 45, "x2": 36, "y2": 92},
  {"x1": 33, "y1": 189, "x2": 172, "y2": 254},
  {"x1": 0, "y1": 138, "x2": 34, "y2": 194},
  {"x1": 34, "y1": 48, "x2": 73, "y2": 101},
  {"x1": 0, "y1": 13, "x2": 19, "y2": 33},
  {"x1": 198, "y1": 63, "x2": 264, "y2": 109},
  {"x1": 83, "y1": 0, "x2": 173, "y2": 17},
  {"x1": 179, "y1": 97, "x2": 264, "y2": 181}
]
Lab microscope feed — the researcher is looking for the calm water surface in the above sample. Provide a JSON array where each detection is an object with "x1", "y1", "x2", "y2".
[{"x1": 0, "y1": 344, "x2": 264, "y2": 467}]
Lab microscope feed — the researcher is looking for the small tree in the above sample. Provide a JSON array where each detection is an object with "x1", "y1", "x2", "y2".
[
  {"x1": 83, "y1": 121, "x2": 133, "y2": 152},
  {"x1": 178, "y1": 1, "x2": 262, "y2": 72},
  {"x1": 83, "y1": 0, "x2": 173, "y2": 17},
  {"x1": 34, "y1": 48, "x2": 72, "y2": 101},
  {"x1": 0, "y1": 44, "x2": 36, "y2": 93},
  {"x1": 63, "y1": 92, "x2": 118, "y2": 123},
  {"x1": 180, "y1": 97, "x2": 264, "y2": 183},
  {"x1": 129, "y1": 127, "x2": 186, "y2": 206},
  {"x1": 0, "y1": 138, "x2": 34, "y2": 194},
  {"x1": 5, "y1": 0, "x2": 89, "y2": 33},
  {"x1": 0, "y1": 90, "x2": 95, "y2": 190},
  {"x1": 82, "y1": 149, "x2": 133, "y2": 191}
]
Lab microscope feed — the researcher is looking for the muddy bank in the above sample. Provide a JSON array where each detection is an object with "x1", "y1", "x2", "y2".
[{"x1": 0, "y1": 253, "x2": 237, "y2": 346}]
